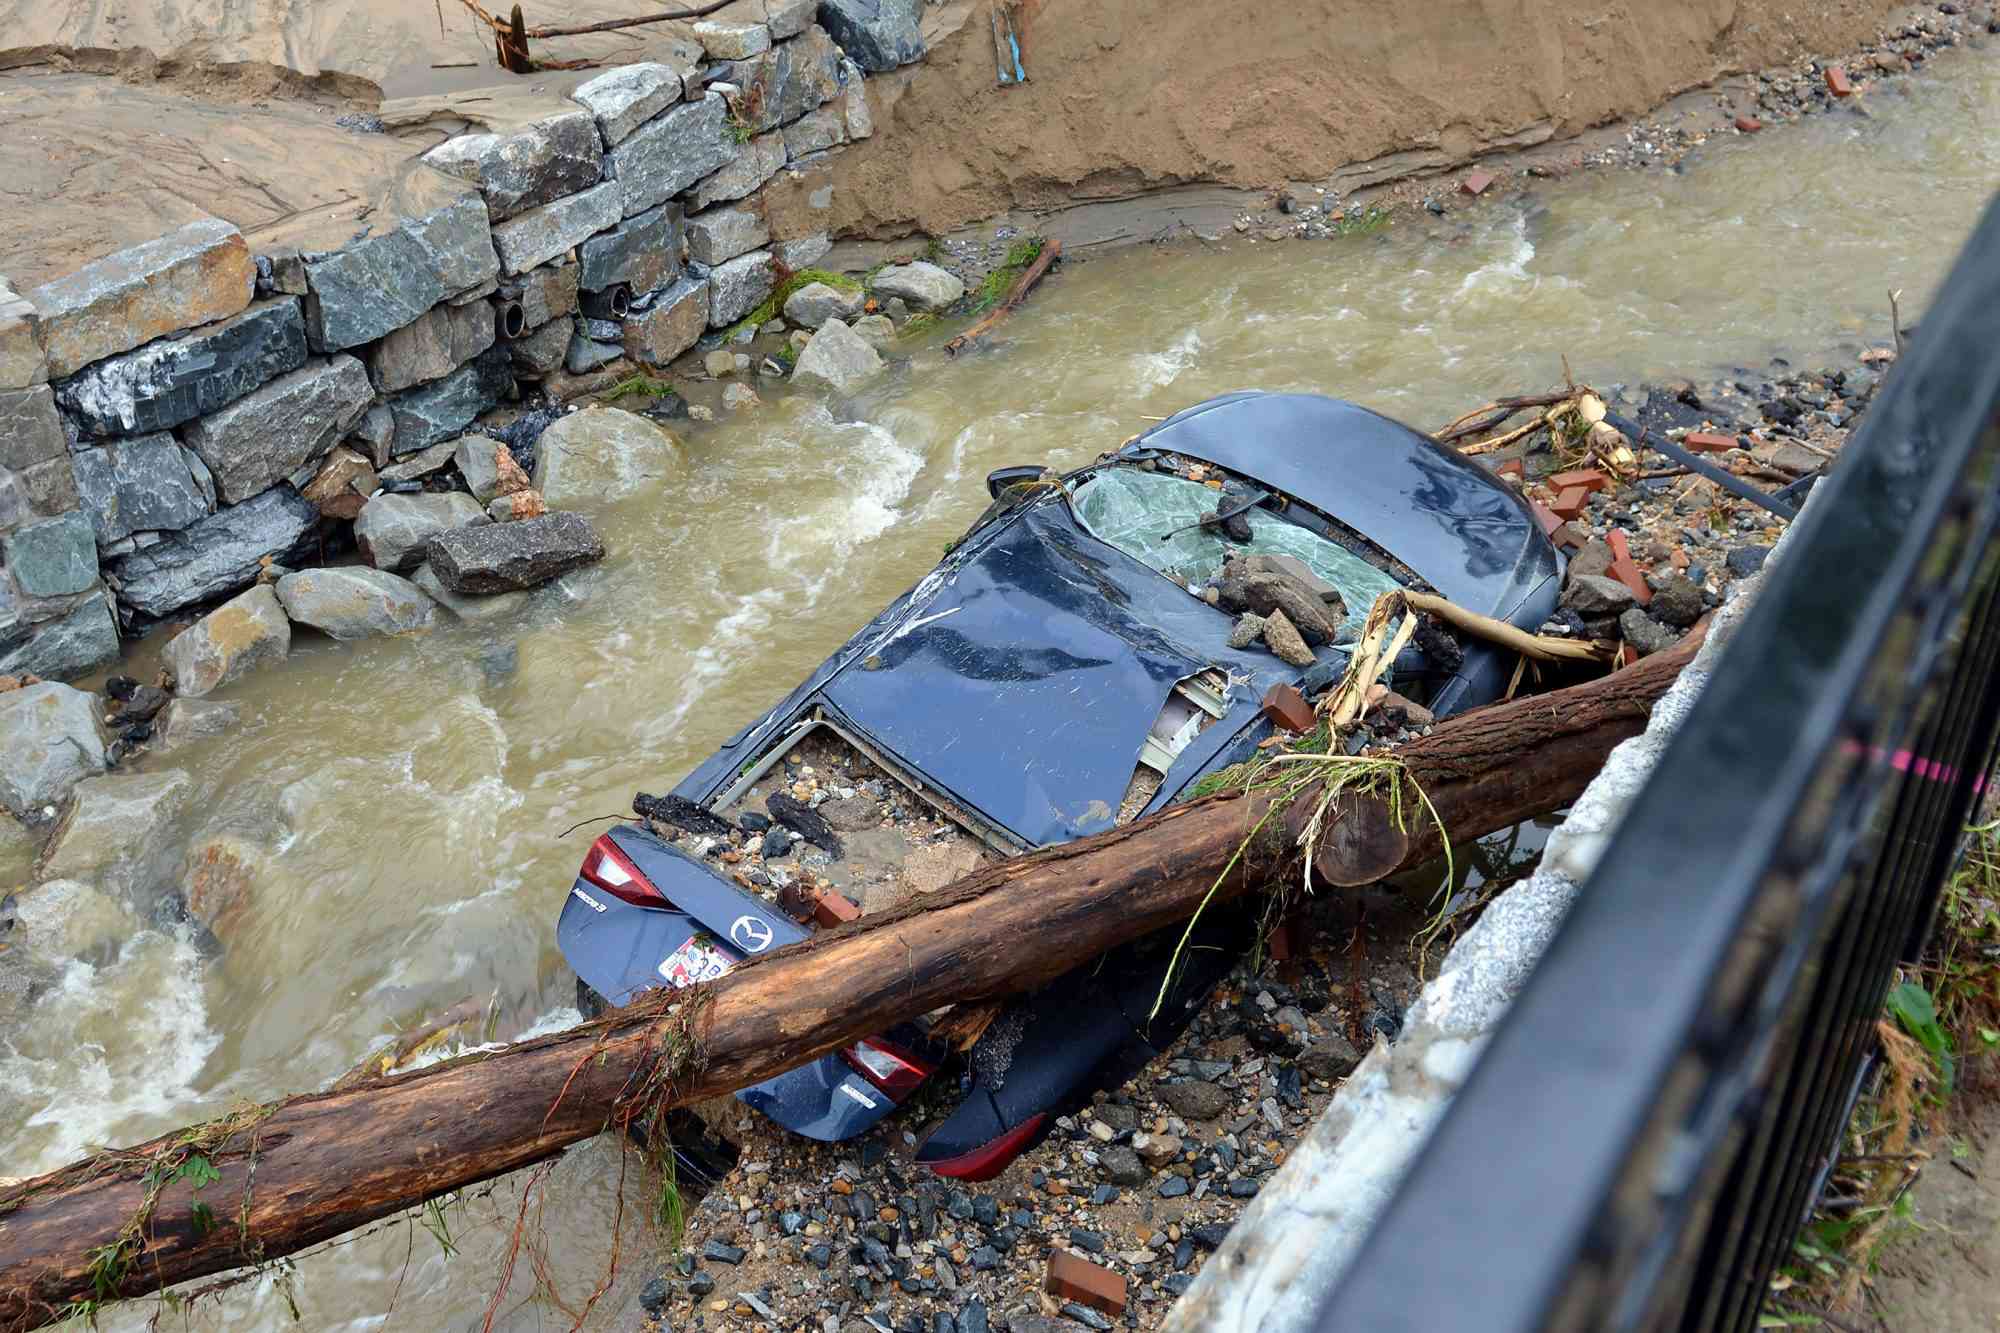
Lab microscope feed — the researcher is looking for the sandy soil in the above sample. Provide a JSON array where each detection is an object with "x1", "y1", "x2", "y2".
[
  {"x1": 763, "y1": 0, "x2": 1910, "y2": 240},
  {"x1": 1869, "y1": 1068, "x2": 2000, "y2": 1329}
]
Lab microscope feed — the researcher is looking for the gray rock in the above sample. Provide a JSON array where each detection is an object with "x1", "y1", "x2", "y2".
[
  {"x1": 1296, "y1": 1031, "x2": 1364, "y2": 1082},
  {"x1": 0, "y1": 682, "x2": 109, "y2": 819},
  {"x1": 687, "y1": 132, "x2": 787, "y2": 211},
  {"x1": 15, "y1": 456, "x2": 81, "y2": 519},
  {"x1": 607, "y1": 94, "x2": 738, "y2": 219},
  {"x1": 869, "y1": 261, "x2": 964, "y2": 311},
  {"x1": 499, "y1": 265, "x2": 583, "y2": 334},
  {"x1": 105, "y1": 486, "x2": 316, "y2": 617},
  {"x1": 4, "y1": 511, "x2": 97, "y2": 597},
  {"x1": 162, "y1": 584, "x2": 290, "y2": 698},
  {"x1": 490, "y1": 182, "x2": 624, "y2": 276},
  {"x1": 578, "y1": 202, "x2": 684, "y2": 294},
  {"x1": 27, "y1": 219, "x2": 255, "y2": 378},
  {"x1": 8, "y1": 878, "x2": 137, "y2": 969},
  {"x1": 840, "y1": 57, "x2": 874, "y2": 139},
  {"x1": 0, "y1": 469, "x2": 26, "y2": 534},
  {"x1": 453, "y1": 434, "x2": 512, "y2": 502},
  {"x1": 1227, "y1": 613, "x2": 1266, "y2": 649},
  {"x1": 421, "y1": 113, "x2": 604, "y2": 222},
  {"x1": 349, "y1": 403, "x2": 398, "y2": 468},
  {"x1": 534, "y1": 406, "x2": 683, "y2": 505},
  {"x1": 0, "y1": 276, "x2": 45, "y2": 389},
  {"x1": 849, "y1": 313, "x2": 894, "y2": 350},
  {"x1": 180, "y1": 355, "x2": 373, "y2": 504},
  {"x1": 1261, "y1": 608, "x2": 1316, "y2": 667},
  {"x1": 1648, "y1": 574, "x2": 1704, "y2": 628},
  {"x1": 366, "y1": 301, "x2": 497, "y2": 393},
  {"x1": 1617, "y1": 608, "x2": 1680, "y2": 657},
  {"x1": 376, "y1": 439, "x2": 458, "y2": 483},
  {"x1": 1097, "y1": 1146, "x2": 1148, "y2": 1187},
  {"x1": 275, "y1": 567, "x2": 438, "y2": 639},
  {"x1": 411, "y1": 562, "x2": 533, "y2": 621},
  {"x1": 712, "y1": 25, "x2": 844, "y2": 132},
  {"x1": 565, "y1": 330, "x2": 624, "y2": 374},
  {"x1": 707, "y1": 251, "x2": 777, "y2": 328},
  {"x1": 816, "y1": 0, "x2": 925, "y2": 71},
  {"x1": 791, "y1": 318, "x2": 882, "y2": 393},
  {"x1": 427, "y1": 511, "x2": 605, "y2": 593},
  {"x1": 1726, "y1": 545, "x2": 1771, "y2": 578},
  {"x1": 0, "y1": 386, "x2": 68, "y2": 471},
  {"x1": 69, "y1": 434, "x2": 213, "y2": 544},
  {"x1": 0, "y1": 591, "x2": 118, "y2": 681},
  {"x1": 571, "y1": 63, "x2": 684, "y2": 147},
  {"x1": 691, "y1": 17, "x2": 772, "y2": 58},
  {"x1": 759, "y1": 0, "x2": 818, "y2": 38},
  {"x1": 54, "y1": 299, "x2": 306, "y2": 436},
  {"x1": 38, "y1": 768, "x2": 194, "y2": 894},
  {"x1": 301, "y1": 190, "x2": 500, "y2": 353},
  {"x1": 685, "y1": 206, "x2": 771, "y2": 267},
  {"x1": 1157, "y1": 1079, "x2": 1232, "y2": 1122},
  {"x1": 781, "y1": 106, "x2": 846, "y2": 157},
  {"x1": 354, "y1": 492, "x2": 486, "y2": 572},
  {"x1": 782, "y1": 281, "x2": 865, "y2": 328},
  {"x1": 509, "y1": 318, "x2": 574, "y2": 377},
  {"x1": 152, "y1": 696, "x2": 241, "y2": 751},
  {"x1": 1561, "y1": 573, "x2": 1638, "y2": 618},
  {"x1": 777, "y1": 232, "x2": 834, "y2": 269},
  {"x1": 623, "y1": 278, "x2": 710, "y2": 367},
  {"x1": 387, "y1": 346, "x2": 514, "y2": 456}
]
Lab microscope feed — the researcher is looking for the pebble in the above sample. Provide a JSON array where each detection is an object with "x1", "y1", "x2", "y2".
[
  {"x1": 703, "y1": 1239, "x2": 747, "y2": 1265},
  {"x1": 1157, "y1": 1174, "x2": 1190, "y2": 1199}
]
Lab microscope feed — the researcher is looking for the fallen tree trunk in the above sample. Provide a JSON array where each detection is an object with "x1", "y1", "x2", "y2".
[
  {"x1": 1308, "y1": 624, "x2": 1707, "y2": 884},
  {"x1": 944, "y1": 240, "x2": 1061, "y2": 356},
  {"x1": 0, "y1": 637, "x2": 1697, "y2": 1329}
]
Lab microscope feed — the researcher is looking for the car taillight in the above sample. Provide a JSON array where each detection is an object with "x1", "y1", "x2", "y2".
[
  {"x1": 579, "y1": 834, "x2": 667, "y2": 908},
  {"x1": 922, "y1": 1113, "x2": 1049, "y2": 1182},
  {"x1": 843, "y1": 1037, "x2": 932, "y2": 1100}
]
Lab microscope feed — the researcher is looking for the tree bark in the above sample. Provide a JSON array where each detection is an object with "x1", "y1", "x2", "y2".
[
  {"x1": 944, "y1": 240, "x2": 1062, "y2": 357},
  {"x1": 0, "y1": 634, "x2": 1700, "y2": 1329}
]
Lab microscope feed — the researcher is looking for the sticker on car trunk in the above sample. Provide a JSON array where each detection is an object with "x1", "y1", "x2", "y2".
[{"x1": 659, "y1": 933, "x2": 735, "y2": 988}]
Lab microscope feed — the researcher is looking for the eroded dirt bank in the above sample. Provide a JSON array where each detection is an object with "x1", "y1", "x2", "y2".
[{"x1": 768, "y1": 0, "x2": 1911, "y2": 239}]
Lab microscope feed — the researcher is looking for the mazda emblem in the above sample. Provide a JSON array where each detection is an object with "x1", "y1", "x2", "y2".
[{"x1": 730, "y1": 915, "x2": 774, "y2": 953}]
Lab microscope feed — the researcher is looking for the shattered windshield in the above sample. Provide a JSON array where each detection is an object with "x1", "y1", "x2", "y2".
[{"x1": 1071, "y1": 466, "x2": 1405, "y2": 642}]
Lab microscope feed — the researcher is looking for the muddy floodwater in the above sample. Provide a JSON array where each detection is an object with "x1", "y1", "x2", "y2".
[{"x1": 3, "y1": 53, "x2": 1996, "y2": 1331}]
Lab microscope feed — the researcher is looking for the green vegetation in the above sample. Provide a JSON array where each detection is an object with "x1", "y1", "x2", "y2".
[
  {"x1": 605, "y1": 373, "x2": 678, "y2": 403},
  {"x1": 1331, "y1": 206, "x2": 1392, "y2": 238},
  {"x1": 968, "y1": 238, "x2": 1047, "y2": 314},
  {"x1": 725, "y1": 267, "x2": 866, "y2": 341}
]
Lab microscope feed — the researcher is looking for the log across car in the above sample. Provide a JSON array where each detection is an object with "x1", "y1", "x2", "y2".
[{"x1": 558, "y1": 391, "x2": 1562, "y2": 1181}]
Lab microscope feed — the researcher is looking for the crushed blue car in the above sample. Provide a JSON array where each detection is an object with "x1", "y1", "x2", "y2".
[{"x1": 559, "y1": 391, "x2": 1562, "y2": 1180}]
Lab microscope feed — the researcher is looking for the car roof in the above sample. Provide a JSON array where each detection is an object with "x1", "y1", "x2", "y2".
[{"x1": 1123, "y1": 392, "x2": 1557, "y2": 618}]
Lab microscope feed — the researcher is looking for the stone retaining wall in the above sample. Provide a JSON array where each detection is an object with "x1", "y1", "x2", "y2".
[{"x1": 0, "y1": 0, "x2": 920, "y2": 681}]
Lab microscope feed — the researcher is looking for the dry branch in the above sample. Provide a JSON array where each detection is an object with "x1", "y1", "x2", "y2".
[{"x1": 944, "y1": 240, "x2": 1063, "y2": 357}]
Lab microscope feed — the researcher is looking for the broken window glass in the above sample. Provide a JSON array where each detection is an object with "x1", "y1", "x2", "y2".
[{"x1": 1070, "y1": 466, "x2": 1405, "y2": 642}]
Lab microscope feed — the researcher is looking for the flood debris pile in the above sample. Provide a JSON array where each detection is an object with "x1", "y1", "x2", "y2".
[{"x1": 639, "y1": 890, "x2": 1410, "y2": 1333}]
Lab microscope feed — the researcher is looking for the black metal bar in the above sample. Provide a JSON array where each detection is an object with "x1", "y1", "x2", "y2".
[
  {"x1": 1601, "y1": 409, "x2": 1799, "y2": 520},
  {"x1": 1317, "y1": 193, "x2": 2000, "y2": 1333}
]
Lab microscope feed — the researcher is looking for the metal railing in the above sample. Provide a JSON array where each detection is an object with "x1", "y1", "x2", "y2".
[{"x1": 1317, "y1": 194, "x2": 2000, "y2": 1332}]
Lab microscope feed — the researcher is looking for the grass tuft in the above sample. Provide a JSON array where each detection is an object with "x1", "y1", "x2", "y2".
[
  {"x1": 605, "y1": 374, "x2": 677, "y2": 403},
  {"x1": 725, "y1": 268, "x2": 865, "y2": 341},
  {"x1": 968, "y1": 238, "x2": 1046, "y2": 314}
]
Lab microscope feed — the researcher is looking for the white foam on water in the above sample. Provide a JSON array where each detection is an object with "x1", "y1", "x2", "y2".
[
  {"x1": 1458, "y1": 214, "x2": 1539, "y2": 295},
  {"x1": 0, "y1": 931, "x2": 220, "y2": 1169},
  {"x1": 1131, "y1": 326, "x2": 1203, "y2": 389}
]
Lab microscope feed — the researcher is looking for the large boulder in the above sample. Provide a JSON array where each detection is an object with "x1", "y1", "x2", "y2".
[
  {"x1": 707, "y1": 250, "x2": 777, "y2": 327},
  {"x1": 453, "y1": 435, "x2": 515, "y2": 503},
  {"x1": 386, "y1": 345, "x2": 515, "y2": 456},
  {"x1": 9, "y1": 878, "x2": 138, "y2": 966},
  {"x1": 54, "y1": 298, "x2": 307, "y2": 436},
  {"x1": 605, "y1": 93, "x2": 737, "y2": 219},
  {"x1": 570, "y1": 63, "x2": 684, "y2": 147},
  {"x1": 162, "y1": 584, "x2": 291, "y2": 697},
  {"x1": 2, "y1": 511, "x2": 98, "y2": 597},
  {"x1": 711, "y1": 24, "x2": 844, "y2": 131},
  {"x1": 783, "y1": 282, "x2": 865, "y2": 329},
  {"x1": 577, "y1": 201, "x2": 684, "y2": 295},
  {"x1": 421, "y1": 112, "x2": 605, "y2": 222},
  {"x1": 623, "y1": 278, "x2": 709, "y2": 368},
  {"x1": 816, "y1": 1, "x2": 924, "y2": 72},
  {"x1": 867, "y1": 261, "x2": 964, "y2": 311},
  {"x1": 103, "y1": 486, "x2": 317, "y2": 618},
  {"x1": 0, "y1": 591, "x2": 120, "y2": 681},
  {"x1": 69, "y1": 434, "x2": 215, "y2": 544},
  {"x1": 152, "y1": 697, "x2": 241, "y2": 752},
  {"x1": 365, "y1": 301, "x2": 496, "y2": 394},
  {"x1": 533, "y1": 407, "x2": 683, "y2": 506},
  {"x1": 412, "y1": 562, "x2": 534, "y2": 622},
  {"x1": 274, "y1": 567, "x2": 439, "y2": 640},
  {"x1": 353, "y1": 492, "x2": 486, "y2": 572},
  {"x1": 37, "y1": 768, "x2": 194, "y2": 898},
  {"x1": 179, "y1": 355, "x2": 374, "y2": 504},
  {"x1": 0, "y1": 682, "x2": 109, "y2": 819},
  {"x1": 490, "y1": 183, "x2": 623, "y2": 275},
  {"x1": 27, "y1": 218, "x2": 255, "y2": 378},
  {"x1": 685, "y1": 206, "x2": 770, "y2": 267},
  {"x1": 426, "y1": 511, "x2": 606, "y2": 594},
  {"x1": 791, "y1": 318, "x2": 883, "y2": 394},
  {"x1": 300, "y1": 189, "x2": 500, "y2": 353}
]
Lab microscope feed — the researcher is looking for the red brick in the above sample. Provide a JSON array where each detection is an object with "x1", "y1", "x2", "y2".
[
  {"x1": 1261, "y1": 683, "x2": 1317, "y2": 734},
  {"x1": 1550, "y1": 521, "x2": 1589, "y2": 551},
  {"x1": 1682, "y1": 431, "x2": 1739, "y2": 454},
  {"x1": 1048, "y1": 1251, "x2": 1128, "y2": 1316},
  {"x1": 1669, "y1": 548, "x2": 1691, "y2": 570},
  {"x1": 1529, "y1": 499, "x2": 1563, "y2": 536},
  {"x1": 1618, "y1": 644, "x2": 1640, "y2": 669},
  {"x1": 1548, "y1": 467, "x2": 1611, "y2": 493},
  {"x1": 1825, "y1": 66, "x2": 1853, "y2": 97},
  {"x1": 1461, "y1": 170, "x2": 1496, "y2": 196},
  {"x1": 1548, "y1": 486, "x2": 1590, "y2": 520},
  {"x1": 1494, "y1": 458, "x2": 1525, "y2": 481},
  {"x1": 1266, "y1": 915, "x2": 1299, "y2": 962},
  {"x1": 1604, "y1": 531, "x2": 1653, "y2": 605},
  {"x1": 813, "y1": 890, "x2": 861, "y2": 928},
  {"x1": 778, "y1": 881, "x2": 820, "y2": 923},
  {"x1": 1734, "y1": 115, "x2": 1763, "y2": 133}
]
